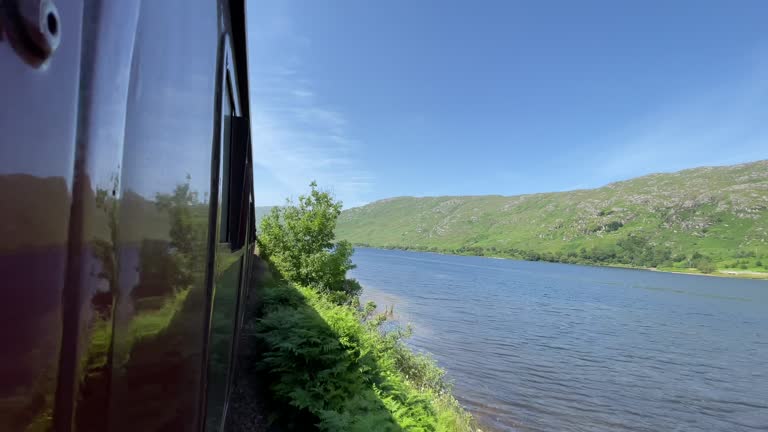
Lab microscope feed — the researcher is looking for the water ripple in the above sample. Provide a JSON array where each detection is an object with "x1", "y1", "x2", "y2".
[{"x1": 352, "y1": 248, "x2": 768, "y2": 432}]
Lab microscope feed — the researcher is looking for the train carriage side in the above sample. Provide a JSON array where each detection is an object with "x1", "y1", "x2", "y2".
[{"x1": 0, "y1": 0, "x2": 255, "y2": 430}]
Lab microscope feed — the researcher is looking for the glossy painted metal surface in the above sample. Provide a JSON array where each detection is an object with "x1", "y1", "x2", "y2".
[
  {"x1": 105, "y1": 1, "x2": 220, "y2": 430},
  {"x1": 0, "y1": 0, "x2": 83, "y2": 429},
  {"x1": 0, "y1": 0, "x2": 253, "y2": 430}
]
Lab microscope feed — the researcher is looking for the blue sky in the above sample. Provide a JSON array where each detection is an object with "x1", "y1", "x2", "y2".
[{"x1": 247, "y1": 0, "x2": 768, "y2": 208}]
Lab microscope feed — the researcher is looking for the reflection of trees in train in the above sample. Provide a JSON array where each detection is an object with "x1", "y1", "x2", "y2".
[
  {"x1": 111, "y1": 177, "x2": 209, "y2": 354},
  {"x1": 75, "y1": 177, "x2": 210, "y2": 430},
  {"x1": 74, "y1": 176, "x2": 120, "y2": 430},
  {"x1": 154, "y1": 175, "x2": 209, "y2": 289},
  {"x1": 205, "y1": 253, "x2": 243, "y2": 431},
  {"x1": 0, "y1": 175, "x2": 67, "y2": 432},
  {"x1": 116, "y1": 178, "x2": 208, "y2": 351},
  {"x1": 107, "y1": 178, "x2": 212, "y2": 431},
  {"x1": 3, "y1": 176, "x2": 213, "y2": 431},
  {"x1": 2, "y1": 331, "x2": 59, "y2": 432},
  {"x1": 92, "y1": 178, "x2": 120, "y2": 307},
  {"x1": 120, "y1": 178, "x2": 209, "y2": 350}
]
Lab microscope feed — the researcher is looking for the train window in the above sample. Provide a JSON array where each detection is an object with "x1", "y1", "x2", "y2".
[
  {"x1": 227, "y1": 116, "x2": 250, "y2": 250},
  {"x1": 216, "y1": 37, "x2": 245, "y2": 247},
  {"x1": 218, "y1": 74, "x2": 249, "y2": 249},
  {"x1": 219, "y1": 98, "x2": 233, "y2": 243},
  {"x1": 248, "y1": 174, "x2": 256, "y2": 243}
]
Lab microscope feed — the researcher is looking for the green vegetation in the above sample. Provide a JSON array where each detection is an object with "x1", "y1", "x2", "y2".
[
  {"x1": 337, "y1": 160, "x2": 768, "y2": 277},
  {"x1": 260, "y1": 182, "x2": 360, "y2": 303},
  {"x1": 254, "y1": 183, "x2": 475, "y2": 431},
  {"x1": 4, "y1": 177, "x2": 213, "y2": 432}
]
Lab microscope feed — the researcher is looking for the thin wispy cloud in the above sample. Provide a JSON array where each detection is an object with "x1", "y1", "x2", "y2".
[
  {"x1": 247, "y1": 3, "x2": 768, "y2": 203},
  {"x1": 248, "y1": 9, "x2": 371, "y2": 207},
  {"x1": 594, "y1": 54, "x2": 768, "y2": 184}
]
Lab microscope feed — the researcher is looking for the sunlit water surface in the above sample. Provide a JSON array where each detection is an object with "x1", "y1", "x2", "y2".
[{"x1": 349, "y1": 247, "x2": 768, "y2": 432}]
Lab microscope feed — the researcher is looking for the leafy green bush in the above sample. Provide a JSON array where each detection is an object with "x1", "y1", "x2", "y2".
[
  {"x1": 259, "y1": 182, "x2": 359, "y2": 300},
  {"x1": 690, "y1": 252, "x2": 716, "y2": 273},
  {"x1": 252, "y1": 182, "x2": 476, "y2": 431}
]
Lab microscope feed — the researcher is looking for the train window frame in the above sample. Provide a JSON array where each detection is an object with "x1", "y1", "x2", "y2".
[
  {"x1": 217, "y1": 38, "x2": 249, "y2": 250},
  {"x1": 202, "y1": 34, "x2": 247, "y2": 432}
]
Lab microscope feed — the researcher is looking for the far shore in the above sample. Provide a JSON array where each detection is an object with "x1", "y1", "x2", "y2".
[
  {"x1": 353, "y1": 246, "x2": 768, "y2": 280},
  {"x1": 648, "y1": 267, "x2": 768, "y2": 280}
]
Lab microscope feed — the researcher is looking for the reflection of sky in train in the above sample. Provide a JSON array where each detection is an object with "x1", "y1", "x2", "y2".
[
  {"x1": 0, "y1": 1, "x2": 216, "y2": 200},
  {"x1": 120, "y1": 69, "x2": 216, "y2": 198},
  {"x1": 247, "y1": 0, "x2": 768, "y2": 209},
  {"x1": 117, "y1": 0, "x2": 217, "y2": 200}
]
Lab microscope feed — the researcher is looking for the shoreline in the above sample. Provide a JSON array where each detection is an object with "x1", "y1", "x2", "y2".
[
  {"x1": 647, "y1": 267, "x2": 768, "y2": 280},
  {"x1": 354, "y1": 246, "x2": 768, "y2": 280}
]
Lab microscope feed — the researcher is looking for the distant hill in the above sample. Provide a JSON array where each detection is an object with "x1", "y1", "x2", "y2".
[
  {"x1": 255, "y1": 206, "x2": 275, "y2": 228},
  {"x1": 337, "y1": 160, "x2": 768, "y2": 274}
]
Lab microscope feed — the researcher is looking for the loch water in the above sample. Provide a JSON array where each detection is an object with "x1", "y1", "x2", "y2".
[{"x1": 349, "y1": 247, "x2": 768, "y2": 431}]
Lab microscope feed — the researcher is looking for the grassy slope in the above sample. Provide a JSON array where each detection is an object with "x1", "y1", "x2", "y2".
[{"x1": 337, "y1": 160, "x2": 768, "y2": 273}]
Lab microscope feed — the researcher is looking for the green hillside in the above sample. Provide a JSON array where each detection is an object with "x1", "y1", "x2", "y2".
[
  {"x1": 337, "y1": 160, "x2": 768, "y2": 276},
  {"x1": 255, "y1": 206, "x2": 275, "y2": 228}
]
